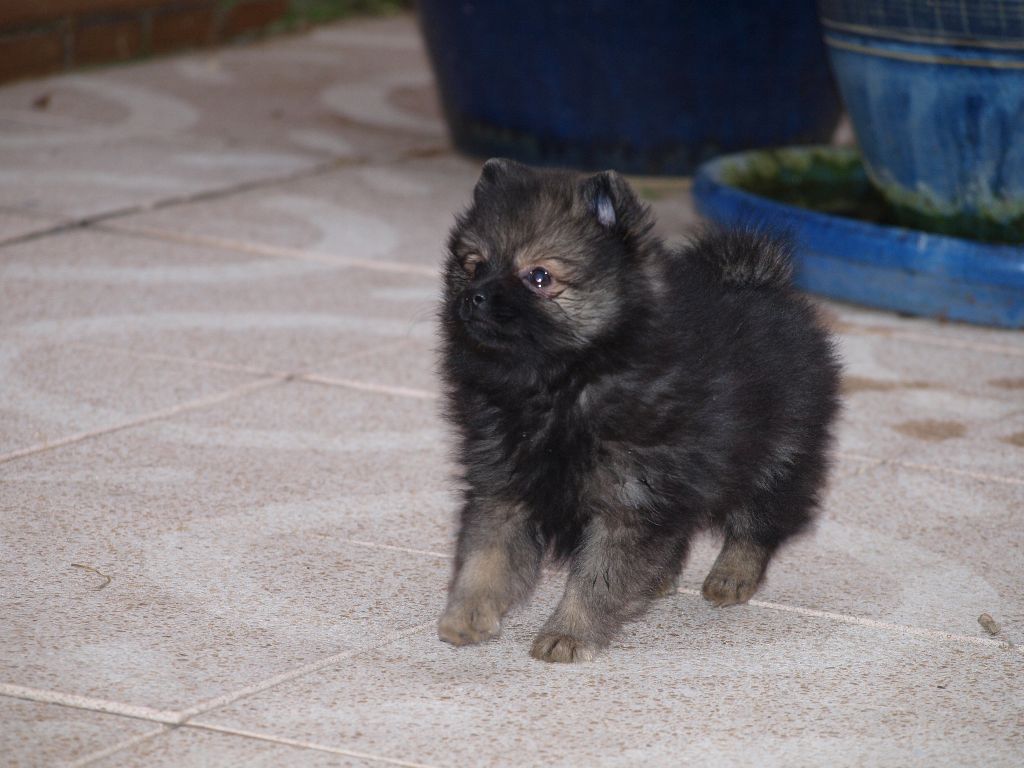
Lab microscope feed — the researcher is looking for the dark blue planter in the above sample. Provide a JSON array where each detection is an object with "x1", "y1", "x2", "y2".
[
  {"x1": 418, "y1": 1, "x2": 841, "y2": 175},
  {"x1": 693, "y1": 147, "x2": 1024, "y2": 329},
  {"x1": 818, "y1": 0, "x2": 1024, "y2": 243}
]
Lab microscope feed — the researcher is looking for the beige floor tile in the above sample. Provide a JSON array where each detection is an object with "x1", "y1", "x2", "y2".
[
  {"x1": 0, "y1": 342, "x2": 262, "y2": 456},
  {"x1": 826, "y1": 297, "x2": 1024, "y2": 352},
  {"x1": 837, "y1": 381, "x2": 1023, "y2": 480},
  {"x1": 0, "y1": 525, "x2": 446, "y2": 713},
  {"x1": 1, "y1": 228, "x2": 437, "y2": 372},
  {"x1": 0, "y1": 132, "x2": 322, "y2": 221},
  {"x1": 110, "y1": 153, "x2": 480, "y2": 272},
  {"x1": 678, "y1": 463, "x2": 1024, "y2": 644},
  {"x1": 823, "y1": 464, "x2": 1022, "y2": 640},
  {"x1": 834, "y1": 324, "x2": 1024, "y2": 478},
  {"x1": 0, "y1": 15, "x2": 446, "y2": 169},
  {"x1": 195, "y1": 587, "x2": 1023, "y2": 768},
  {"x1": 314, "y1": 337, "x2": 441, "y2": 397},
  {"x1": 0, "y1": 697, "x2": 161, "y2": 768},
  {"x1": 122, "y1": 377, "x2": 452, "y2": 496},
  {"x1": 88, "y1": 726, "x2": 382, "y2": 767},
  {"x1": 1, "y1": 383, "x2": 451, "y2": 711},
  {"x1": 836, "y1": 329, "x2": 1024, "y2": 403},
  {"x1": 0, "y1": 210, "x2": 65, "y2": 244},
  {"x1": 112, "y1": 156, "x2": 704, "y2": 277},
  {"x1": 98, "y1": 17, "x2": 445, "y2": 161}
]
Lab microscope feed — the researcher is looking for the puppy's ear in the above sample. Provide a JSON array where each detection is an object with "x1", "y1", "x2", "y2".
[
  {"x1": 578, "y1": 170, "x2": 643, "y2": 231},
  {"x1": 474, "y1": 158, "x2": 526, "y2": 199}
]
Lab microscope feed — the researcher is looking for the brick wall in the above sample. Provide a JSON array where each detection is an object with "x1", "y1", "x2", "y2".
[{"x1": 0, "y1": 0, "x2": 410, "y2": 84}]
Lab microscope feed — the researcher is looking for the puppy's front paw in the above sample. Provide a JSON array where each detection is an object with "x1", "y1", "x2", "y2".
[
  {"x1": 701, "y1": 573, "x2": 756, "y2": 607},
  {"x1": 530, "y1": 632, "x2": 598, "y2": 663},
  {"x1": 702, "y1": 539, "x2": 768, "y2": 607},
  {"x1": 438, "y1": 599, "x2": 501, "y2": 646},
  {"x1": 701, "y1": 567, "x2": 761, "y2": 607}
]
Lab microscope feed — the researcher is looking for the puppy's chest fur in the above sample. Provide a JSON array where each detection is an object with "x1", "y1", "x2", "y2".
[{"x1": 467, "y1": 379, "x2": 660, "y2": 556}]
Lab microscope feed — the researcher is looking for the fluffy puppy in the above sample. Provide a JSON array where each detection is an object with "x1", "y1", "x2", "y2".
[{"x1": 437, "y1": 159, "x2": 840, "y2": 663}]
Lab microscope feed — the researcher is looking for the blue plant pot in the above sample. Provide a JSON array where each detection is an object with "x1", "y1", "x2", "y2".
[
  {"x1": 818, "y1": 0, "x2": 1024, "y2": 243},
  {"x1": 418, "y1": 1, "x2": 841, "y2": 175},
  {"x1": 692, "y1": 146, "x2": 1024, "y2": 329}
]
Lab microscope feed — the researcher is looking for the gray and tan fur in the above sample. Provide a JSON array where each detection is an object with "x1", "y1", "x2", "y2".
[{"x1": 437, "y1": 159, "x2": 841, "y2": 663}]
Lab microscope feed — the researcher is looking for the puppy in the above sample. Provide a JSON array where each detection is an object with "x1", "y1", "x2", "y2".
[{"x1": 437, "y1": 159, "x2": 840, "y2": 662}]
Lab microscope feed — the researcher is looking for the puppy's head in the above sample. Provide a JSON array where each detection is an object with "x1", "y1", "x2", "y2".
[{"x1": 442, "y1": 159, "x2": 653, "y2": 364}]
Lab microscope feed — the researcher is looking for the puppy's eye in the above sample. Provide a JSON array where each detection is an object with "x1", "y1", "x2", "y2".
[{"x1": 526, "y1": 267, "x2": 551, "y2": 289}]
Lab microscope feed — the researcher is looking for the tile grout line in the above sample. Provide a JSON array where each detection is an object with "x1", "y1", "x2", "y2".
[
  {"x1": 18, "y1": 339, "x2": 1021, "y2": 487},
  {"x1": 34, "y1": 160, "x2": 1012, "y2": 359},
  {"x1": 67, "y1": 341, "x2": 279, "y2": 377},
  {"x1": 890, "y1": 459, "x2": 1024, "y2": 487},
  {"x1": 0, "y1": 376, "x2": 285, "y2": 466},
  {"x1": 834, "y1": 322, "x2": 1024, "y2": 357},
  {"x1": 0, "y1": 219, "x2": 89, "y2": 249},
  {"x1": 341, "y1": 538, "x2": 1021, "y2": 654},
  {"x1": 835, "y1": 450, "x2": 1024, "y2": 487},
  {"x1": 0, "y1": 211, "x2": 76, "y2": 249},
  {"x1": 67, "y1": 337, "x2": 420, "y2": 378},
  {"x1": 65, "y1": 214, "x2": 1024, "y2": 358},
  {"x1": 839, "y1": 459, "x2": 883, "y2": 478},
  {"x1": 0, "y1": 340, "x2": 437, "y2": 470},
  {"x1": 65, "y1": 340, "x2": 440, "y2": 401},
  {"x1": 95, "y1": 221, "x2": 437, "y2": 278},
  {"x1": 673, "y1": 587, "x2": 1022, "y2": 653},
  {"x1": 0, "y1": 684, "x2": 181, "y2": 724},
  {"x1": 0, "y1": 140, "x2": 451, "y2": 251},
  {"x1": 838, "y1": 374, "x2": 1024, "y2": 407},
  {"x1": 65, "y1": 726, "x2": 171, "y2": 768},
  {"x1": 301, "y1": 373, "x2": 438, "y2": 400},
  {"x1": 3, "y1": 620, "x2": 441, "y2": 767},
  {"x1": 0, "y1": 156, "x2": 362, "y2": 251},
  {"x1": 4, "y1": 621, "x2": 442, "y2": 765},
  {"x1": 3, "y1": 568, "x2": 1016, "y2": 764},
  {"x1": 14, "y1": 227, "x2": 1021, "y2": 360},
  {"x1": 182, "y1": 722, "x2": 441, "y2": 768},
  {"x1": 100, "y1": 141, "x2": 448, "y2": 235},
  {"x1": 2, "y1": 157, "x2": 1016, "y2": 362},
  {"x1": 68, "y1": 720, "x2": 441, "y2": 768},
  {"x1": 347, "y1": 539, "x2": 452, "y2": 560},
  {"x1": 175, "y1": 620, "x2": 437, "y2": 721},
  {"x1": 52, "y1": 348, "x2": 1024, "y2": 488}
]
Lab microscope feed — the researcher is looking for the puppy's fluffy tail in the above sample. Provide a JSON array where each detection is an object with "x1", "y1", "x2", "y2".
[{"x1": 686, "y1": 227, "x2": 794, "y2": 289}]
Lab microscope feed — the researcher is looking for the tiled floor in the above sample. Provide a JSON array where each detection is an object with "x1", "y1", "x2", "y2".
[{"x1": 1, "y1": 12, "x2": 1022, "y2": 768}]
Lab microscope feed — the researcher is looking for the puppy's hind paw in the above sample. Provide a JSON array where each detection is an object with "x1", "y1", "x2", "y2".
[
  {"x1": 530, "y1": 633, "x2": 598, "y2": 663},
  {"x1": 654, "y1": 573, "x2": 679, "y2": 598},
  {"x1": 437, "y1": 600, "x2": 501, "y2": 647}
]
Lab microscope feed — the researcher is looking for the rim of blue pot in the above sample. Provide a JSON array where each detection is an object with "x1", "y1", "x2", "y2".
[{"x1": 692, "y1": 148, "x2": 1024, "y2": 290}]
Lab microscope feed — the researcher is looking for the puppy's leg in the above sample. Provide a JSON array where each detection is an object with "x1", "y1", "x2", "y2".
[
  {"x1": 701, "y1": 534, "x2": 770, "y2": 607},
  {"x1": 531, "y1": 519, "x2": 688, "y2": 663},
  {"x1": 653, "y1": 539, "x2": 689, "y2": 598},
  {"x1": 438, "y1": 498, "x2": 541, "y2": 647},
  {"x1": 703, "y1": 468, "x2": 821, "y2": 607}
]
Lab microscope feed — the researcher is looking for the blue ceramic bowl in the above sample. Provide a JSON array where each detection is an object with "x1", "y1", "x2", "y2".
[
  {"x1": 818, "y1": 0, "x2": 1024, "y2": 242},
  {"x1": 692, "y1": 147, "x2": 1024, "y2": 328},
  {"x1": 418, "y1": 0, "x2": 840, "y2": 175}
]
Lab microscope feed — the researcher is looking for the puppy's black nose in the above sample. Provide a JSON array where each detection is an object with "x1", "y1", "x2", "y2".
[
  {"x1": 460, "y1": 285, "x2": 490, "y2": 320},
  {"x1": 459, "y1": 292, "x2": 477, "y2": 321}
]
